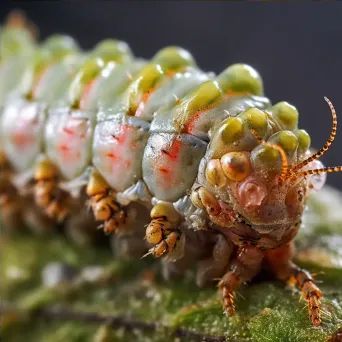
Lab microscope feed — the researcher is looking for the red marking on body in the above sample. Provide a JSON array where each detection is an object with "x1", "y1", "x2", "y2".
[
  {"x1": 125, "y1": 161, "x2": 131, "y2": 168},
  {"x1": 158, "y1": 167, "x2": 169, "y2": 174},
  {"x1": 106, "y1": 152, "x2": 118, "y2": 160},
  {"x1": 12, "y1": 132, "x2": 34, "y2": 149},
  {"x1": 156, "y1": 138, "x2": 182, "y2": 187},
  {"x1": 63, "y1": 127, "x2": 74, "y2": 135},
  {"x1": 58, "y1": 143, "x2": 81, "y2": 162}
]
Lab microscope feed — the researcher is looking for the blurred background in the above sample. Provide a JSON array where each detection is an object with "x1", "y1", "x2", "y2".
[{"x1": 1, "y1": 2, "x2": 341, "y2": 189}]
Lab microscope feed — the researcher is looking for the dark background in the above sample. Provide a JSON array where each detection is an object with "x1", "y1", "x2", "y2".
[{"x1": 1, "y1": 2, "x2": 341, "y2": 189}]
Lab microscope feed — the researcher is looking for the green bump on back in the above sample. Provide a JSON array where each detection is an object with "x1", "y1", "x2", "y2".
[
  {"x1": 272, "y1": 101, "x2": 299, "y2": 130},
  {"x1": 151, "y1": 46, "x2": 196, "y2": 73},
  {"x1": 219, "y1": 117, "x2": 245, "y2": 144},
  {"x1": 0, "y1": 27, "x2": 36, "y2": 60},
  {"x1": 133, "y1": 64, "x2": 165, "y2": 92},
  {"x1": 32, "y1": 35, "x2": 79, "y2": 75},
  {"x1": 238, "y1": 108, "x2": 268, "y2": 137},
  {"x1": 91, "y1": 39, "x2": 132, "y2": 63},
  {"x1": 268, "y1": 130, "x2": 298, "y2": 155},
  {"x1": 296, "y1": 129, "x2": 311, "y2": 152},
  {"x1": 216, "y1": 63, "x2": 264, "y2": 96},
  {"x1": 184, "y1": 80, "x2": 222, "y2": 113},
  {"x1": 68, "y1": 58, "x2": 106, "y2": 107},
  {"x1": 78, "y1": 58, "x2": 105, "y2": 84},
  {"x1": 174, "y1": 81, "x2": 223, "y2": 130},
  {"x1": 124, "y1": 64, "x2": 165, "y2": 115},
  {"x1": 41, "y1": 34, "x2": 79, "y2": 60}
]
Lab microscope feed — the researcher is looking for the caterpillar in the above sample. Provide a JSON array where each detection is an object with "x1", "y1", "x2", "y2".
[{"x1": 0, "y1": 11, "x2": 340, "y2": 328}]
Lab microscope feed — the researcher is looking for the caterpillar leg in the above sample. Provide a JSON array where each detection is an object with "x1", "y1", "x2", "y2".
[
  {"x1": 0, "y1": 154, "x2": 23, "y2": 231},
  {"x1": 196, "y1": 233, "x2": 233, "y2": 287},
  {"x1": 265, "y1": 242, "x2": 322, "y2": 326},
  {"x1": 86, "y1": 169, "x2": 126, "y2": 234},
  {"x1": 218, "y1": 245, "x2": 263, "y2": 316},
  {"x1": 33, "y1": 159, "x2": 68, "y2": 222},
  {"x1": 145, "y1": 202, "x2": 181, "y2": 258}
]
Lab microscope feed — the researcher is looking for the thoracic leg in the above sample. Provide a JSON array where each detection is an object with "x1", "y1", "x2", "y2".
[
  {"x1": 265, "y1": 242, "x2": 322, "y2": 326},
  {"x1": 145, "y1": 202, "x2": 181, "y2": 258},
  {"x1": 33, "y1": 159, "x2": 68, "y2": 222},
  {"x1": 86, "y1": 169, "x2": 126, "y2": 234},
  {"x1": 218, "y1": 245, "x2": 263, "y2": 316},
  {"x1": 196, "y1": 233, "x2": 233, "y2": 288}
]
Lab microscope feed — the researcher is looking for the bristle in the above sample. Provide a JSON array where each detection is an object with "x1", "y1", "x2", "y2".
[{"x1": 285, "y1": 97, "x2": 337, "y2": 179}]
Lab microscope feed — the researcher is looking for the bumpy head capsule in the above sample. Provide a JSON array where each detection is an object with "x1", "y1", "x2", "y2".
[
  {"x1": 151, "y1": 46, "x2": 196, "y2": 73},
  {"x1": 220, "y1": 152, "x2": 251, "y2": 181},
  {"x1": 272, "y1": 101, "x2": 299, "y2": 131},
  {"x1": 216, "y1": 63, "x2": 263, "y2": 96}
]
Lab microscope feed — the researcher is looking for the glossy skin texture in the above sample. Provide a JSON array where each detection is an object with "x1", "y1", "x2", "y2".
[{"x1": 0, "y1": 13, "x2": 332, "y2": 328}]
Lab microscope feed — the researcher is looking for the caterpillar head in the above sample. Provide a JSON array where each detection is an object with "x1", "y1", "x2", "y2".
[{"x1": 192, "y1": 98, "x2": 339, "y2": 233}]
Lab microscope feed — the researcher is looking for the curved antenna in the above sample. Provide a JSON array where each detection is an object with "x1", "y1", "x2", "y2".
[
  {"x1": 284, "y1": 97, "x2": 337, "y2": 179},
  {"x1": 265, "y1": 143, "x2": 289, "y2": 183},
  {"x1": 288, "y1": 166, "x2": 342, "y2": 181}
]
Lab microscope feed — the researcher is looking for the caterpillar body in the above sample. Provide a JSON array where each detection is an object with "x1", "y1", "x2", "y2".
[{"x1": 0, "y1": 11, "x2": 340, "y2": 327}]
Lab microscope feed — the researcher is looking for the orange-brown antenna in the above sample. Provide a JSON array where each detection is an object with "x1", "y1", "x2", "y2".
[
  {"x1": 285, "y1": 97, "x2": 336, "y2": 179},
  {"x1": 250, "y1": 129, "x2": 263, "y2": 144},
  {"x1": 288, "y1": 166, "x2": 342, "y2": 181},
  {"x1": 266, "y1": 142, "x2": 289, "y2": 182}
]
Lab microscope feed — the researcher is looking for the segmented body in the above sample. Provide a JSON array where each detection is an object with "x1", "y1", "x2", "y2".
[{"x1": 0, "y1": 12, "x2": 335, "y2": 328}]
